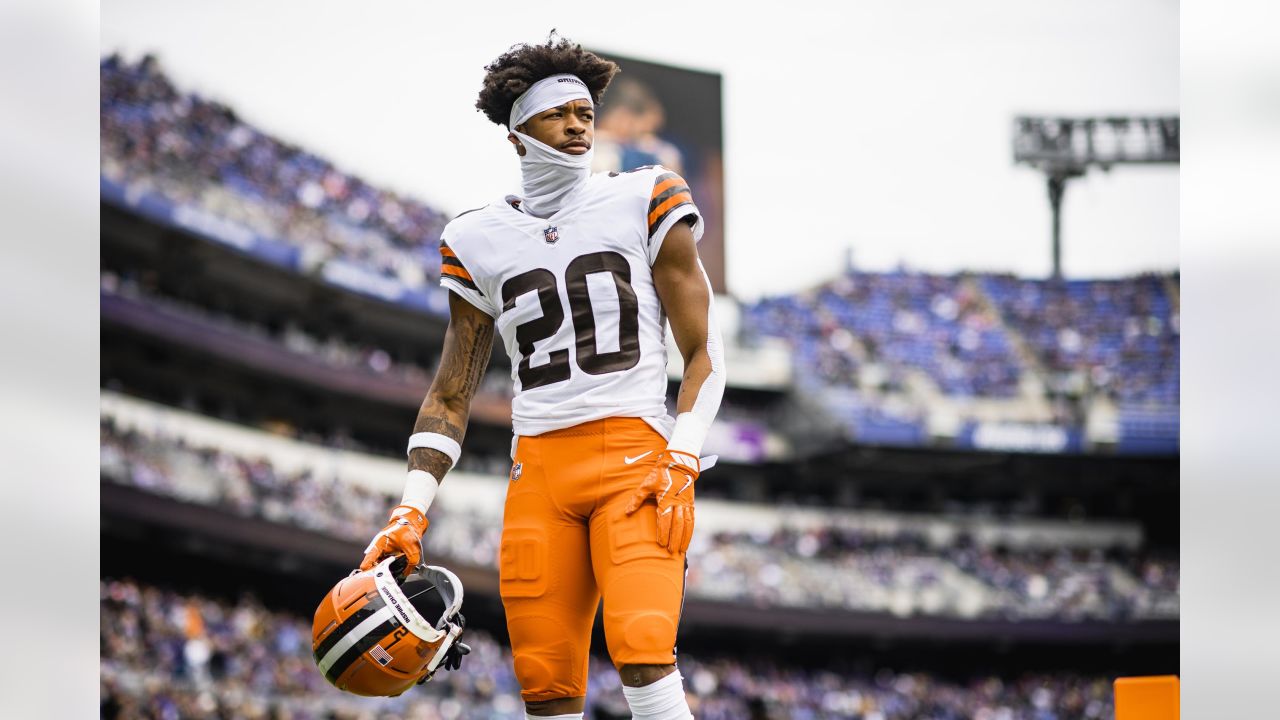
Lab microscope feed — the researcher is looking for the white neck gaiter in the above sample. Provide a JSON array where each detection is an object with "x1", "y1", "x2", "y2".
[
  {"x1": 507, "y1": 74, "x2": 594, "y2": 219},
  {"x1": 510, "y1": 130, "x2": 592, "y2": 218}
]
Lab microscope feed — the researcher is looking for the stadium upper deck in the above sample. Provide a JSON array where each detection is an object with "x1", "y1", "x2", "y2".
[{"x1": 743, "y1": 271, "x2": 1178, "y2": 453}]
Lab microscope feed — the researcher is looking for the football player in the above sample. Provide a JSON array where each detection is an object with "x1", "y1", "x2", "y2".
[{"x1": 361, "y1": 35, "x2": 725, "y2": 720}]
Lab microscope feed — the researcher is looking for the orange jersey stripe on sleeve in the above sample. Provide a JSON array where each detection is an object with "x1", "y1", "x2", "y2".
[
  {"x1": 647, "y1": 171, "x2": 695, "y2": 237},
  {"x1": 647, "y1": 191, "x2": 693, "y2": 227},
  {"x1": 439, "y1": 241, "x2": 482, "y2": 293},
  {"x1": 650, "y1": 175, "x2": 686, "y2": 200},
  {"x1": 441, "y1": 264, "x2": 473, "y2": 282}
]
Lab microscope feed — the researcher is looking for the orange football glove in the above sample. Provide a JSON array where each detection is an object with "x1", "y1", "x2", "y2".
[
  {"x1": 360, "y1": 505, "x2": 429, "y2": 574},
  {"x1": 623, "y1": 450, "x2": 699, "y2": 554}
]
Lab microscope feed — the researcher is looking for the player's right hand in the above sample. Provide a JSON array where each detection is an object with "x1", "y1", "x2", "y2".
[
  {"x1": 623, "y1": 450, "x2": 700, "y2": 554},
  {"x1": 360, "y1": 505, "x2": 429, "y2": 573}
]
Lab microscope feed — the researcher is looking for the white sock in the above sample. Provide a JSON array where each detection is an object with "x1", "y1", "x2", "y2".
[
  {"x1": 524, "y1": 714, "x2": 582, "y2": 720},
  {"x1": 621, "y1": 669, "x2": 693, "y2": 720}
]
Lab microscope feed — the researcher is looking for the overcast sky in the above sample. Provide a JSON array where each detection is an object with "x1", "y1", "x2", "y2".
[{"x1": 101, "y1": 0, "x2": 1179, "y2": 300}]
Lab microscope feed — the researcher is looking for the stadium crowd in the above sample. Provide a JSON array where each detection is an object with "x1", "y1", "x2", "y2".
[
  {"x1": 980, "y1": 274, "x2": 1179, "y2": 408},
  {"x1": 101, "y1": 577, "x2": 1116, "y2": 720},
  {"x1": 100, "y1": 54, "x2": 445, "y2": 288},
  {"x1": 742, "y1": 269, "x2": 1179, "y2": 444},
  {"x1": 744, "y1": 271, "x2": 1023, "y2": 399},
  {"x1": 687, "y1": 528, "x2": 1178, "y2": 622},
  {"x1": 101, "y1": 420, "x2": 1178, "y2": 622}
]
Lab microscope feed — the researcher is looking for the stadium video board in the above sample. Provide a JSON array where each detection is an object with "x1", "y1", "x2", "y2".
[{"x1": 587, "y1": 49, "x2": 726, "y2": 293}]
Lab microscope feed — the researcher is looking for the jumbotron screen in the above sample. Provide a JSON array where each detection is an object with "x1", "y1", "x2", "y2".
[{"x1": 588, "y1": 49, "x2": 726, "y2": 293}]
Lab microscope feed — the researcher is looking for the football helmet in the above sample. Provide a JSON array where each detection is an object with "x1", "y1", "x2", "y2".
[{"x1": 312, "y1": 556, "x2": 469, "y2": 696}]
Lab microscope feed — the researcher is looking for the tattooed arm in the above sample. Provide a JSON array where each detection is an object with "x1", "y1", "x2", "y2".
[
  {"x1": 409, "y1": 291, "x2": 496, "y2": 480},
  {"x1": 360, "y1": 293, "x2": 495, "y2": 572}
]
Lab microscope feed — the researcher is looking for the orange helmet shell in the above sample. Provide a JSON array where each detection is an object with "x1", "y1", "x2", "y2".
[{"x1": 312, "y1": 558, "x2": 465, "y2": 697}]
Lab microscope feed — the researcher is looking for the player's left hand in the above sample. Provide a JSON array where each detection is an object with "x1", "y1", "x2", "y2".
[{"x1": 623, "y1": 450, "x2": 699, "y2": 554}]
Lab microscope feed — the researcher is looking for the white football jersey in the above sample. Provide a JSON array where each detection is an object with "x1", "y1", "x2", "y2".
[{"x1": 438, "y1": 165, "x2": 704, "y2": 438}]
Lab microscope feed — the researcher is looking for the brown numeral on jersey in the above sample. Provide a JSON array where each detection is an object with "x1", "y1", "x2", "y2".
[
  {"x1": 566, "y1": 251, "x2": 642, "y2": 375},
  {"x1": 501, "y1": 268, "x2": 571, "y2": 390},
  {"x1": 499, "y1": 251, "x2": 642, "y2": 390}
]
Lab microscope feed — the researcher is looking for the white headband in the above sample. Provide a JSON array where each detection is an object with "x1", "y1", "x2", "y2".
[{"x1": 508, "y1": 74, "x2": 592, "y2": 129}]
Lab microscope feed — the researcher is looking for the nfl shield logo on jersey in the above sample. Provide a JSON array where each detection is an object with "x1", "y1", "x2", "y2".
[
  {"x1": 510, "y1": 462, "x2": 523, "y2": 482},
  {"x1": 543, "y1": 226, "x2": 559, "y2": 245}
]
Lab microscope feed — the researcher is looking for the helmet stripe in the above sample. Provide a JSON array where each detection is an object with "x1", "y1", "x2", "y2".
[
  {"x1": 316, "y1": 603, "x2": 397, "y2": 679},
  {"x1": 313, "y1": 593, "x2": 386, "y2": 662},
  {"x1": 323, "y1": 617, "x2": 400, "y2": 685}
]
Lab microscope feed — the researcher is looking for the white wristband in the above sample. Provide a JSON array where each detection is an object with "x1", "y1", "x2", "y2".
[
  {"x1": 401, "y1": 469, "x2": 440, "y2": 515},
  {"x1": 407, "y1": 432, "x2": 461, "y2": 469},
  {"x1": 667, "y1": 412, "x2": 711, "y2": 458}
]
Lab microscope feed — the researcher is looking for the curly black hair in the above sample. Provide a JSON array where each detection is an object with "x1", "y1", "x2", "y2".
[{"x1": 475, "y1": 32, "x2": 620, "y2": 127}]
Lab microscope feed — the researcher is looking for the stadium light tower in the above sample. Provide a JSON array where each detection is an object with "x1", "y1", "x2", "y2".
[{"x1": 1013, "y1": 116, "x2": 1179, "y2": 279}]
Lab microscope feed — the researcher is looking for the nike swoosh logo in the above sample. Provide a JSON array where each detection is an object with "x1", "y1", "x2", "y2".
[{"x1": 623, "y1": 451, "x2": 654, "y2": 465}]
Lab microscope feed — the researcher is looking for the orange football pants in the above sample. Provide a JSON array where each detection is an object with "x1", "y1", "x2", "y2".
[{"x1": 499, "y1": 417, "x2": 689, "y2": 703}]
